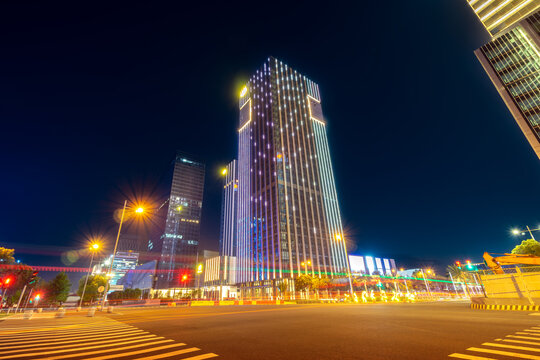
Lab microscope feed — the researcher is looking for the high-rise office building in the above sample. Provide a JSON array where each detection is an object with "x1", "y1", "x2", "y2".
[
  {"x1": 236, "y1": 57, "x2": 351, "y2": 297},
  {"x1": 219, "y1": 160, "x2": 238, "y2": 257},
  {"x1": 157, "y1": 152, "x2": 205, "y2": 288},
  {"x1": 468, "y1": 1, "x2": 540, "y2": 159}
]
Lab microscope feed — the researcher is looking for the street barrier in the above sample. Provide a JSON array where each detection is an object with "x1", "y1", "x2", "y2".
[
  {"x1": 56, "y1": 308, "x2": 65, "y2": 318},
  {"x1": 23, "y1": 310, "x2": 33, "y2": 319}
]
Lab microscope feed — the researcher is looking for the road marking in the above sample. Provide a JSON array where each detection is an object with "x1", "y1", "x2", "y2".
[
  {"x1": 448, "y1": 353, "x2": 498, "y2": 360},
  {"x1": 483, "y1": 341, "x2": 540, "y2": 352},
  {"x1": 181, "y1": 354, "x2": 220, "y2": 360},
  {"x1": 0, "y1": 316, "x2": 219, "y2": 359},
  {"x1": 509, "y1": 335, "x2": 540, "y2": 341},
  {"x1": 517, "y1": 332, "x2": 540, "y2": 337},
  {"x1": 468, "y1": 346, "x2": 540, "y2": 359},
  {"x1": 81, "y1": 343, "x2": 191, "y2": 360},
  {"x1": 524, "y1": 329, "x2": 540, "y2": 333},
  {"x1": 0, "y1": 339, "x2": 174, "y2": 359},
  {"x1": 0, "y1": 327, "x2": 143, "y2": 343},
  {"x1": 0, "y1": 334, "x2": 160, "y2": 355},
  {"x1": 0, "y1": 330, "x2": 150, "y2": 349},
  {"x1": 129, "y1": 347, "x2": 204, "y2": 360},
  {"x1": 503, "y1": 339, "x2": 540, "y2": 346}
]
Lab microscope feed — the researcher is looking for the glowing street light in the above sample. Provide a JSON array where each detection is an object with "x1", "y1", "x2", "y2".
[
  {"x1": 102, "y1": 201, "x2": 147, "y2": 309},
  {"x1": 511, "y1": 226, "x2": 539, "y2": 240},
  {"x1": 221, "y1": 168, "x2": 227, "y2": 176},
  {"x1": 79, "y1": 240, "x2": 101, "y2": 309}
]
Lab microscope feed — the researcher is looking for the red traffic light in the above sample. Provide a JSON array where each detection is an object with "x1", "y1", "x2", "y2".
[
  {"x1": 455, "y1": 261, "x2": 461, "y2": 266},
  {"x1": 466, "y1": 260, "x2": 471, "y2": 264}
]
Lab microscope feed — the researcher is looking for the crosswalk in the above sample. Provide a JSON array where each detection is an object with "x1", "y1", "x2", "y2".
[
  {"x1": 449, "y1": 326, "x2": 540, "y2": 359},
  {"x1": 0, "y1": 317, "x2": 218, "y2": 359}
]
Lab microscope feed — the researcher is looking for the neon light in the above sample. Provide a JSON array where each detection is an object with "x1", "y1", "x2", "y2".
[
  {"x1": 488, "y1": 0, "x2": 534, "y2": 30},
  {"x1": 480, "y1": 0, "x2": 511, "y2": 22}
]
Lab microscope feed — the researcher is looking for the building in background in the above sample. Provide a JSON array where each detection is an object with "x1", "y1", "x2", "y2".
[
  {"x1": 218, "y1": 159, "x2": 238, "y2": 289},
  {"x1": 349, "y1": 255, "x2": 397, "y2": 276},
  {"x1": 110, "y1": 251, "x2": 139, "y2": 285},
  {"x1": 467, "y1": 1, "x2": 540, "y2": 159},
  {"x1": 157, "y1": 152, "x2": 205, "y2": 288},
  {"x1": 220, "y1": 159, "x2": 238, "y2": 258},
  {"x1": 236, "y1": 57, "x2": 351, "y2": 297},
  {"x1": 117, "y1": 260, "x2": 157, "y2": 292}
]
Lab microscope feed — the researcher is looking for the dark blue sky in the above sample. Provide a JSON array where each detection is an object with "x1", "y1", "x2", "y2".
[{"x1": 1, "y1": 1, "x2": 539, "y2": 272}]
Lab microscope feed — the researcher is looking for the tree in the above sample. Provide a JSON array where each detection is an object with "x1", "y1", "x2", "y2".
[
  {"x1": 294, "y1": 275, "x2": 312, "y2": 293},
  {"x1": 277, "y1": 281, "x2": 287, "y2": 299},
  {"x1": 47, "y1": 272, "x2": 71, "y2": 305},
  {"x1": 77, "y1": 275, "x2": 107, "y2": 304},
  {"x1": 0, "y1": 247, "x2": 15, "y2": 264},
  {"x1": 512, "y1": 239, "x2": 540, "y2": 257}
]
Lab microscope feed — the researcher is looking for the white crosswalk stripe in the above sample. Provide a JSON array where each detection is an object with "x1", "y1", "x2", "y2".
[
  {"x1": 0, "y1": 317, "x2": 218, "y2": 359},
  {"x1": 449, "y1": 325, "x2": 540, "y2": 359}
]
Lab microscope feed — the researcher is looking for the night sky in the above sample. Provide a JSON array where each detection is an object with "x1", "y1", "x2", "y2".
[{"x1": 1, "y1": 2, "x2": 539, "y2": 274}]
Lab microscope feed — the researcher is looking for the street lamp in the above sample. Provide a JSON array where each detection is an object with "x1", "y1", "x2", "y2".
[
  {"x1": 79, "y1": 241, "x2": 101, "y2": 309},
  {"x1": 419, "y1": 269, "x2": 432, "y2": 297},
  {"x1": 334, "y1": 233, "x2": 354, "y2": 297},
  {"x1": 511, "y1": 226, "x2": 539, "y2": 240},
  {"x1": 102, "y1": 201, "x2": 146, "y2": 309}
]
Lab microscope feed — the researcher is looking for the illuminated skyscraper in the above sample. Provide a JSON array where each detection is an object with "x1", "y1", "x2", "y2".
[
  {"x1": 157, "y1": 152, "x2": 205, "y2": 288},
  {"x1": 468, "y1": 1, "x2": 540, "y2": 159},
  {"x1": 219, "y1": 160, "x2": 238, "y2": 257},
  {"x1": 237, "y1": 57, "x2": 351, "y2": 297}
]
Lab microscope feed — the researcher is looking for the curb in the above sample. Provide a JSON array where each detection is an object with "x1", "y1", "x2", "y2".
[{"x1": 471, "y1": 303, "x2": 540, "y2": 311}]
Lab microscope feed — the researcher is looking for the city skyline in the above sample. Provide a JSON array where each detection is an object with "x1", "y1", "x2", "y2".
[{"x1": 1, "y1": 2, "x2": 539, "y2": 273}]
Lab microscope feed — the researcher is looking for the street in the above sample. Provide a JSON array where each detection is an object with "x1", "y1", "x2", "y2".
[{"x1": 1, "y1": 301, "x2": 540, "y2": 359}]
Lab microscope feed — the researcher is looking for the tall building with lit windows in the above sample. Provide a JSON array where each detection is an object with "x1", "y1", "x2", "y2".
[
  {"x1": 467, "y1": 1, "x2": 540, "y2": 159},
  {"x1": 237, "y1": 57, "x2": 351, "y2": 297},
  {"x1": 219, "y1": 160, "x2": 238, "y2": 258},
  {"x1": 157, "y1": 152, "x2": 205, "y2": 288}
]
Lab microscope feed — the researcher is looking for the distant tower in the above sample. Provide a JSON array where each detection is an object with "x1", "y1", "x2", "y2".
[
  {"x1": 467, "y1": 1, "x2": 540, "y2": 159},
  {"x1": 236, "y1": 57, "x2": 351, "y2": 297},
  {"x1": 157, "y1": 152, "x2": 205, "y2": 288},
  {"x1": 219, "y1": 160, "x2": 238, "y2": 258}
]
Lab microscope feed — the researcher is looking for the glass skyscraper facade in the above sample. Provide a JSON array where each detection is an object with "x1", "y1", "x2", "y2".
[
  {"x1": 219, "y1": 159, "x2": 238, "y2": 258},
  {"x1": 467, "y1": 0, "x2": 540, "y2": 36},
  {"x1": 469, "y1": 2, "x2": 540, "y2": 159},
  {"x1": 157, "y1": 152, "x2": 205, "y2": 288},
  {"x1": 237, "y1": 57, "x2": 351, "y2": 296}
]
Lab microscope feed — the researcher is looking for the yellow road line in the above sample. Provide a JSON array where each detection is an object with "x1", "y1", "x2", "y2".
[
  {"x1": 503, "y1": 339, "x2": 540, "y2": 346},
  {"x1": 11, "y1": 339, "x2": 175, "y2": 360},
  {"x1": 0, "y1": 324, "x2": 131, "y2": 338},
  {"x1": 524, "y1": 329, "x2": 540, "y2": 333},
  {"x1": 448, "y1": 353, "x2": 498, "y2": 359},
  {"x1": 508, "y1": 335, "x2": 540, "y2": 342},
  {"x1": 0, "y1": 331, "x2": 151, "y2": 350},
  {"x1": 80, "y1": 343, "x2": 190, "y2": 360},
  {"x1": 0, "y1": 327, "x2": 141, "y2": 343},
  {"x1": 181, "y1": 354, "x2": 220, "y2": 360},
  {"x1": 469, "y1": 346, "x2": 540, "y2": 359},
  {"x1": 0, "y1": 334, "x2": 160, "y2": 355},
  {"x1": 0, "y1": 338, "x2": 173, "y2": 359},
  {"x1": 130, "y1": 347, "x2": 202, "y2": 360},
  {"x1": 483, "y1": 342, "x2": 540, "y2": 352},
  {"x1": 517, "y1": 332, "x2": 540, "y2": 337},
  {"x1": 0, "y1": 321, "x2": 120, "y2": 335}
]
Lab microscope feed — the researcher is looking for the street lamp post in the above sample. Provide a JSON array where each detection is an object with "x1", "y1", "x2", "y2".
[
  {"x1": 512, "y1": 226, "x2": 540, "y2": 240},
  {"x1": 79, "y1": 242, "x2": 100, "y2": 309},
  {"x1": 420, "y1": 269, "x2": 432, "y2": 297}
]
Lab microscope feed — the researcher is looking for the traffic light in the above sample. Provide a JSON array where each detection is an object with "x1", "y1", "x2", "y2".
[
  {"x1": 28, "y1": 271, "x2": 39, "y2": 285},
  {"x1": 455, "y1": 261, "x2": 461, "y2": 269},
  {"x1": 466, "y1": 260, "x2": 472, "y2": 270},
  {"x1": 34, "y1": 294, "x2": 41, "y2": 302}
]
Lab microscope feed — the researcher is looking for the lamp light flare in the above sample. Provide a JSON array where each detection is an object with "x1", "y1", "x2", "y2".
[
  {"x1": 512, "y1": 229, "x2": 520, "y2": 235},
  {"x1": 221, "y1": 168, "x2": 227, "y2": 176},
  {"x1": 135, "y1": 207, "x2": 144, "y2": 214}
]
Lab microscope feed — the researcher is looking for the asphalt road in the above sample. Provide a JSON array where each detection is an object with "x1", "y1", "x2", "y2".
[{"x1": 1, "y1": 301, "x2": 539, "y2": 359}]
